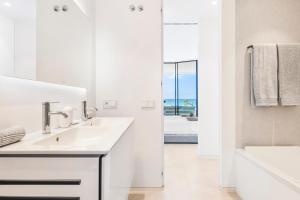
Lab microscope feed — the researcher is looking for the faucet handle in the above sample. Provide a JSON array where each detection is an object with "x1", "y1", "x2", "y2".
[
  {"x1": 88, "y1": 107, "x2": 98, "y2": 111},
  {"x1": 42, "y1": 102, "x2": 60, "y2": 115},
  {"x1": 42, "y1": 102, "x2": 60, "y2": 135}
]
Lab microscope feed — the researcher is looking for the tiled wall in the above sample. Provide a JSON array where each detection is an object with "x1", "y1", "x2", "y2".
[
  {"x1": 0, "y1": 76, "x2": 86, "y2": 133},
  {"x1": 236, "y1": 0, "x2": 300, "y2": 147}
]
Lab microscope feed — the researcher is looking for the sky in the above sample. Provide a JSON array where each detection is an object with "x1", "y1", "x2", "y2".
[{"x1": 163, "y1": 73, "x2": 197, "y2": 100}]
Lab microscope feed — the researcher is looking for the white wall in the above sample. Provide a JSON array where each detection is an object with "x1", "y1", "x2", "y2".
[
  {"x1": 95, "y1": 0, "x2": 163, "y2": 187},
  {"x1": 37, "y1": 0, "x2": 95, "y2": 106},
  {"x1": 221, "y1": 0, "x2": 236, "y2": 187},
  {"x1": 164, "y1": 0, "x2": 219, "y2": 23},
  {"x1": 0, "y1": 76, "x2": 86, "y2": 133},
  {"x1": 0, "y1": 16, "x2": 14, "y2": 77},
  {"x1": 198, "y1": 19, "x2": 220, "y2": 157},
  {"x1": 163, "y1": 24, "x2": 198, "y2": 62}
]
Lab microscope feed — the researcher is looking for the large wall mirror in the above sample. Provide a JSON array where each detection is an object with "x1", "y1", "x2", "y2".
[{"x1": 0, "y1": 0, "x2": 94, "y2": 88}]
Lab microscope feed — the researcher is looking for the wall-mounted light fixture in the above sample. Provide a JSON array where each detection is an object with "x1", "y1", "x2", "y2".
[
  {"x1": 54, "y1": 5, "x2": 69, "y2": 12},
  {"x1": 62, "y1": 5, "x2": 68, "y2": 12},
  {"x1": 137, "y1": 5, "x2": 144, "y2": 12},
  {"x1": 54, "y1": 5, "x2": 60, "y2": 12},
  {"x1": 129, "y1": 5, "x2": 135, "y2": 12}
]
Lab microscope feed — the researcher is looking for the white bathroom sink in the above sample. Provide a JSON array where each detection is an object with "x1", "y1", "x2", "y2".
[
  {"x1": 0, "y1": 117, "x2": 134, "y2": 155},
  {"x1": 33, "y1": 127, "x2": 108, "y2": 147},
  {"x1": 82, "y1": 118, "x2": 103, "y2": 127}
]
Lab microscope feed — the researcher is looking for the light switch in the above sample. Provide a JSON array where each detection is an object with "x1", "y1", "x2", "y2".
[
  {"x1": 141, "y1": 100, "x2": 155, "y2": 109},
  {"x1": 103, "y1": 100, "x2": 117, "y2": 109}
]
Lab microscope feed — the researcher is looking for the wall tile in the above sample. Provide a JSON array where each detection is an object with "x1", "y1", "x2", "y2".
[{"x1": 237, "y1": 0, "x2": 300, "y2": 147}]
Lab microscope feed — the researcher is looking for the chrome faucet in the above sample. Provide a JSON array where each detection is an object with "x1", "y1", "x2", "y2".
[
  {"x1": 81, "y1": 101, "x2": 98, "y2": 121},
  {"x1": 42, "y1": 102, "x2": 68, "y2": 134},
  {"x1": 82, "y1": 101, "x2": 88, "y2": 121}
]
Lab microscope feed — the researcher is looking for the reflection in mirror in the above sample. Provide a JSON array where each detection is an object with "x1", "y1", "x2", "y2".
[
  {"x1": 0, "y1": 0, "x2": 36, "y2": 80},
  {"x1": 36, "y1": 0, "x2": 94, "y2": 88},
  {"x1": 0, "y1": 0, "x2": 94, "y2": 96}
]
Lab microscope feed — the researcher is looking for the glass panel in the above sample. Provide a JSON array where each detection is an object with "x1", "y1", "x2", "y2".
[
  {"x1": 177, "y1": 61, "x2": 197, "y2": 117},
  {"x1": 163, "y1": 63, "x2": 176, "y2": 116}
]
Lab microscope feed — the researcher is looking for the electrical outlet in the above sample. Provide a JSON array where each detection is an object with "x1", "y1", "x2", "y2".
[{"x1": 141, "y1": 100, "x2": 155, "y2": 109}]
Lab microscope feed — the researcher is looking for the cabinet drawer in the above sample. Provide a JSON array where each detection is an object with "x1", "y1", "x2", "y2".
[
  {"x1": 0, "y1": 157, "x2": 100, "y2": 200},
  {"x1": 0, "y1": 197, "x2": 80, "y2": 200}
]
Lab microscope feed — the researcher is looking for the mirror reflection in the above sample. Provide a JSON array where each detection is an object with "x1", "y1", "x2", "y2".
[
  {"x1": 0, "y1": 0, "x2": 93, "y2": 88},
  {"x1": 0, "y1": 0, "x2": 36, "y2": 80}
]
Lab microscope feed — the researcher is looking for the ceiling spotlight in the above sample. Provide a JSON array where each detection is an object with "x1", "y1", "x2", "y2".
[
  {"x1": 62, "y1": 5, "x2": 68, "y2": 12},
  {"x1": 3, "y1": 2, "x2": 12, "y2": 7}
]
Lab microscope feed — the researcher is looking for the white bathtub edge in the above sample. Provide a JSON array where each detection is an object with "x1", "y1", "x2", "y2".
[{"x1": 236, "y1": 148, "x2": 300, "y2": 195}]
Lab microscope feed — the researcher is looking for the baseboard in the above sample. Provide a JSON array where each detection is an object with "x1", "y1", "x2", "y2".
[{"x1": 164, "y1": 134, "x2": 198, "y2": 144}]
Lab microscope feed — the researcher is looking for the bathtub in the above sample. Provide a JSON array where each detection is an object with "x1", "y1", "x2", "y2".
[{"x1": 236, "y1": 146, "x2": 300, "y2": 200}]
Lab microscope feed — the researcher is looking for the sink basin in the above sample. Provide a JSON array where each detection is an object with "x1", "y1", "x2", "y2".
[
  {"x1": 82, "y1": 118, "x2": 103, "y2": 127},
  {"x1": 0, "y1": 117, "x2": 134, "y2": 155},
  {"x1": 82, "y1": 118, "x2": 128, "y2": 129},
  {"x1": 34, "y1": 127, "x2": 108, "y2": 147}
]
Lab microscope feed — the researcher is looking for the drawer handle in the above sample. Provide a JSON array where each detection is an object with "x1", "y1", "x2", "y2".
[
  {"x1": 0, "y1": 180, "x2": 81, "y2": 185},
  {"x1": 0, "y1": 197, "x2": 80, "y2": 200}
]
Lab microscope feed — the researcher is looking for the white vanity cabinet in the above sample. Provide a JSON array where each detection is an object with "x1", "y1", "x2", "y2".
[
  {"x1": 101, "y1": 122, "x2": 134, "y2": 200},
  {"x1": 0, "y1": 118, "x2": 134, "y2": 200}
]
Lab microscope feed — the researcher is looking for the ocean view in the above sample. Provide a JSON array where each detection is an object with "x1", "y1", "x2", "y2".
[{"x1": 164, "y1": 99, "x2": 197, "y2": 107}]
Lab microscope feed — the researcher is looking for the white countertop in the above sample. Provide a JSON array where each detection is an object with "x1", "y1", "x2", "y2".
[{"x1": 0, "y1": 117, "x2": 134, "y2": 156}]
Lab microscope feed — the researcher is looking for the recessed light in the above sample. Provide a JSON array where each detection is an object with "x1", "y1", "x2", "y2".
[
  {"x1": 211, "y1": 0, "x2": 217, "y2": 5},
  {"x1": 3, "y1": 2, "x2": 12, "y2": 7}
]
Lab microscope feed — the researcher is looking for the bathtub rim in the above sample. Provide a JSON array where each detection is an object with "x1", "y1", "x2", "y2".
[{"x1": 236, "y1": 147, "x2": 300, "y2": 194}]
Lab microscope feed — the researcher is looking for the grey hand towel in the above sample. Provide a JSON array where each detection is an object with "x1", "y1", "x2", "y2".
[
  {"x1": 278, "y1": 44, "x2": 300, "y2": 106},
  {"x1": 0, "y1": 126, "x2": 26, "y2": 147},
  {"x1": 251, "y1": 44, "x2": 279, "y2": 106}
]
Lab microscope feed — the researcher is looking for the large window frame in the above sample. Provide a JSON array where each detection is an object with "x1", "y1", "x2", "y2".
[{"x1": 163, "y1": 60, "x2": 199, "y2": 117}]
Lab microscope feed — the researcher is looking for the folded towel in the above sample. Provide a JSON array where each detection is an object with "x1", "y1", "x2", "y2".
[
  {"x1": 0, "y1": 126, "x2": 26, "y2": 147},
  {"x1": 251, "y1": 44, "x2": 279, "y2": 106},
  {"x1": 278, "y1": 44, "x2": 300, "y2": 106}
]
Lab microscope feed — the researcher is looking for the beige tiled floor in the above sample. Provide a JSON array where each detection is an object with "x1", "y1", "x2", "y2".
[{"x1": 129, "y1": 144, "x2": 240, "y2": 200}]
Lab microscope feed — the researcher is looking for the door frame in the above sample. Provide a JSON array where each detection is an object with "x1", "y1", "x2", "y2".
[{"x1": 161, "y1": 0, "x2": 236, "y2": 188}]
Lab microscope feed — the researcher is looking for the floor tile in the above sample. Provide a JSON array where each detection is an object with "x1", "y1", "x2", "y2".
[{"x1": 129, "y1": 144, "x2": 241, "y2": 200}]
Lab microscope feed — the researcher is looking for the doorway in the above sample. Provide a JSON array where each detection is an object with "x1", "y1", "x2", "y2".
[{"x1": 162, "y1": 0, "x2": 222, "y2": 191}]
